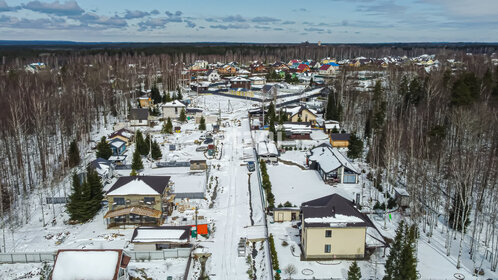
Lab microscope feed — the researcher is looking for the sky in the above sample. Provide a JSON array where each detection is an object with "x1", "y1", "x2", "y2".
[{"x1": 0, "y1": 0, "x2": 497, "y2": 43}]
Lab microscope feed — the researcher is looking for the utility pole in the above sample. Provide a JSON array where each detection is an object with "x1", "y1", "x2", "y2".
[{"x1": 195, "y1": 206, "x2": 198, "y2": 240}]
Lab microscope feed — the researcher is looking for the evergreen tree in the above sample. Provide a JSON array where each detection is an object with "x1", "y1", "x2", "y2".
[
  {"x1": 269, "y1": 117, "x2": 277, "y2": 143},
  {"x1": 141, "y1": 134, "x2": 151, "y2": 156},
  {"x1": 162, "y1": 92, "x2": 171, "y2": 103},
  {"x1": 130, "y1": 169, "x2": 138, "y2": 176},
  {"x1": 176, "y1": 87, "x2": 183, "y2": 100},
  {"x1": 68, "y1": 140, "x2": 80, "y2": 168},
  {"x1": 285, "y1": 72, "x2": 292, "y2": 83},
  {"x1": 96, "y1": 136, "x2": 112, "y2": 160},
  {"x1": 162, "y1": 117, "x2": 173, "y2": 134},
  {"x1": 151, "y1": 140, "x2": 162, "y2": 160},
  {"x1": 150, "y1": 84, "x2": 161, "y2": 104},
  {"x1": 399, "y1": 225, "x2": 418, "y2": 280},
  {"x1": 86, "y1": 167, "x2": 103, "y2": 217},
  {"x1": 451, "y1": 72, "x2": 480, "y2": 106},
  {"x1": 347, "y1": 261, "x2": 362, "y2": 280},
  {"x1": 132, "y1": 148, "x2": 144, "y2": 171},
  {"x1": 67, "y1": 173, "x2": 83, "y2": 221},
  {"x1": 326, "y1": 90, "x2": 341, "y2": 121},
  {"x1": 384, "y1": 221, "x2": 405, "y2": 280},
  {"x1": 406, "y1": 77, "x2": 423, "y2": 107},
  {"x1": 179, "y1": 108, "x2": 187, "y2": 122},
  {"x1": 199, "y1": 116, "x2": 206, "y2": 130},
  {"x1": 347, "y1": 133, "x2": 364, "y2": 159},
  {"x1": 364, "y1": 109, "x2": 373, "y2": 138},
  {"x1": 372, "y1": 81, "x2": 386, "y2": 131},
  {"x1": 135, "y1": 130, "x2": 145, "y2": 153}
]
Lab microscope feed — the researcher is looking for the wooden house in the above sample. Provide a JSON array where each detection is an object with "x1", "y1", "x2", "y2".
[
  {"x1": 330, "y1": 133, "x2": 350, "y2": 147},
  {"x1": 104, "y1": 176, "x2": 174, "y2": 228}
]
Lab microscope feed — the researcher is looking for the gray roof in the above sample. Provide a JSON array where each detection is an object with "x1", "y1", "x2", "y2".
[
  {"x1": 106, "y1": 176, "x2": 171, "y2": 195},
  {"x1": 330, "y1": 133, "x2": 350, "y2": 141},
  {"x1": 301, "y1": 194, "x2": 371, "y2": 228},
  {"x1": 129, "y1": 108, "x2": 149, "y2": 121},
  {"x1": 131, "y1": 226, "x2": 191, "y2": 243}
]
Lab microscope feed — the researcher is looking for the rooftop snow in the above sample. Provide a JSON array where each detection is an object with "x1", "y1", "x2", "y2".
[
  {"x1": 107, "y1": 179, "x2": 160, "y2": 196},
  {"x1": 304, "y1": 214, "x2": 364, "y2": 227},
  {"x1": 132, "y1": 228, "x2": 188, "y2": 243},
  {"x1": 52, "y1": 250, "x2": 119, "y2": 280}
]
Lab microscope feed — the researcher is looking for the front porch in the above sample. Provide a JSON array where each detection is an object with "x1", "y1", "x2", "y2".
[{"x1": 104, "y1": 206, "x2": 165, "y2": 228}]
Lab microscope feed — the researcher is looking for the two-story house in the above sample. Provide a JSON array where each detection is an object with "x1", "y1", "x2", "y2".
[
  {"x1": 162, "y1": 100, "x2": 186, "y2": 119},
  {"x1": 104, "y1": 176, "x2": 174, "y2": 228},
  {"x1": 301, "y1": 194, "x2": 384, "y2": 259}
]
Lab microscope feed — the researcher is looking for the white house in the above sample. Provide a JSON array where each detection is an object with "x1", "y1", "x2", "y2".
[
  {"x1": 129, "y1": 108, "x2": 149, "y2": 126},
  {"x1": 249, "y1": 76, "x2": 266, "y2": 85},
  {"x1": 162, "y1": 100, "x2": 186, "y2": 119},
  {"x1": 207, "y1": 69, "x2": 220, "y2": 82},
  {"x1": 191, "y1": 60, "x2": 208, "y2": 70}
]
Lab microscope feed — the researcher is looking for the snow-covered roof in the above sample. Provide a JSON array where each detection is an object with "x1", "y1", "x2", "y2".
[
  {"x1": 308, "y1": 144, "x2": 359, "y2": 174},
  {"x1": 106, "y1": 176, "x2": 170, "y2": 196},
  {"x1": 230, "y1": 76, "x2": 250, "y2": 82},
  {"x1": 162, "y1": 100, "x2": 186, "y2": 108},
  {"x1": 304, "y1": 214, "x2": 364, "y2": 227},
  {"x1": 131, "y1": 226, "x2": 190, "y2": 243},
  {"x1": 257, "y1": 141, "x2": 278, "y2": 157},
  {"x1": 170, "y1": 174, "x2": 206, "y2": 194},
  {"x1": 107, "y1": 179, "x2": 159, "y2": 196},
  {"x1": 52, "y1": 250, "x2": 121, "y2": 280}
]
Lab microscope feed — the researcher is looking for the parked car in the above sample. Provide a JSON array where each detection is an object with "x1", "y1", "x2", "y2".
[
  {"x1": 203, "y1": 138, "x2": 214, "y2": 144},
  {"x1": 247, "y1": 161, "x2": 255, "y2": 172}
]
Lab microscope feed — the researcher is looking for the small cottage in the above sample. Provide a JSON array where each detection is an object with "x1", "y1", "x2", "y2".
[
  {"x1": 129, "y1": 108, "x2": 149, "y2": 126},
  {"x1": 131, "y1": 226, "x2": 191, "y2": 251}
]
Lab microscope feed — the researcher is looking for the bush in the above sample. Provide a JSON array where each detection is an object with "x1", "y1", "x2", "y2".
[
  {"x1": 387, "y1": 197, "x2": 397, "y2": 209},
  {"x1": 281, "y1": 240, "x2": 289, "y2": 247}
]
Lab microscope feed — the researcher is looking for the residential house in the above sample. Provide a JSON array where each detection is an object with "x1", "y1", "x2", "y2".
[
  {"x1": 307, "y1": 144, "x2": 360, "y2": 184},
  {"x1": 261, "y1": 84, "x2": 277, "y2": 99},
  {"x1": 191, "y1": 60, "x2": 208, "y2": 70},
  {"x1": 186, "y1": 108, "x2": 203, "y2": 122},
  {"x1": 249, "y1": 76, "x2": 266, "y2": 85},
  {"x1": 88, "y1": 157, "x2": 114, "y2": 182},
  {"x1": 323, "y1": 120, "x2": 340, "y2": 134},
  {"x1": 394, "y1": 187, "x2": 410, "y2": 208},
  {"x1": 250, "y1": 62, "x2": 266, "y2": 73},
  {"x1": 51, "y1": 249, "x2": 131, "y2": 280},
  {"x1": 309, "y1": 61, "x2": 321, "y2": 69},
  {"x1": 301, "y1": 194, "x2": 385, "y2": 259},
  {"x1": 190, "y1": 159, "x2": 208, "y2": 171},
  {"x1": 129, "y1": 108, "x2": 149, "y2": 126},
  {"x1": 321, "y1": 58, "x2": 337, "y2": 64},
  {"x1": 282, "y1": 122, "x2": 312, "y2": 140},
  {"x1": 108, "y1": 155, "x2": 127, "y2": 166},
  {"x1": 104, "y1": 176, "x2": 174, "y2": 227},
  {"x1": 230, "y1": 77, "x2": 251, "y2": 90},
  {"x1": 109, "y1": 138, "x2": 126, "y2": 156},
  {"x1": 218, "y1": 64, "x2": 237, "y2": 75},
  {"x1": 273, "y1": 207, "x2": 300, "y2": 222},
  {"x1": 138, "y1": 96, "x2": 152, "y2": 108},
  {"x1": 297, "y1": 64, "x2": 310, "y2": 73},
  {"x1": 319, "y1": 64, "x2": 336, "y2": 75},
  {"x1": 206, "y1": 69, "x2": 221, "y2": 82},
  {"x1": 271, "y1": 62, "x2": 289, "y2": 71},
  {"x1": 162, "y1": 100, "x2": 186, "y2": 119},
  {"x1": 330, "y1": 133, "x2": 350, "y2": 147},
  {"x1": 285, "y1": 106, "x2": 318, "y2": 125},
  {"x1": 131, "y1": 226, "x2": 191, "y2": 251},
  {"x1": 257, "y1": 141, "x2": 278, "y2": 163},
  {"x1": 109, "y1": 129, "x2": 134, "y2": 145},
  {"x1": 288, "y1": 59, "x2": 301, "y2": 66}
]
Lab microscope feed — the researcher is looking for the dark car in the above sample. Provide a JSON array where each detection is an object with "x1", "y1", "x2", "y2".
[{"x1": 247, "y1": 161, "x2": 255, "y2": 172}]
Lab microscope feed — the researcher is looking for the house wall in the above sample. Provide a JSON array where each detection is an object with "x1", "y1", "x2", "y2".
[
  {"x1": 110, "y1": 135, "x2": 131, "y2": 145},
  {"x1": 190, "y1": 162, "x2": 207, "y2": 170},
  {"x1": 331, "y1": 140, "x2": 349, "y2": 147},
  {"x1": 163, "y1": 107, "x2": 182, "y2": 119},
  {"x1": 133, "y1": 243, "x2": 157, "y2": 251},
  {"x1": 273, "y1": 210, "x2": 300, "y2": 222},
  {"x1": 130, "y1": 120, "x2": 149, "y2": 127},
  {"x1": 302, "y1": 226, "x2": 366, "y2": 259},
  {"x1": 107, "y1": 194, "x2": 163, "y2": 212},
  {"x1": 139, "y1": 99, "x2": 151, "y2": 108},
  {"x1": 289, "y1": 110, "x2": 317, "y2": 124}
]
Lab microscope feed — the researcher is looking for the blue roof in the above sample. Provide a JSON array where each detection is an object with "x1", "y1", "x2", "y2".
[{"x1": 327, "y1": 62, "x2": 339, "y2": 66}]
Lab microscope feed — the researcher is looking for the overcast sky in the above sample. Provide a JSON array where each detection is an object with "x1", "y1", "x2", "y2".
[{"x1": 0, "y1": 0, "x2": 497, "y2": 43}]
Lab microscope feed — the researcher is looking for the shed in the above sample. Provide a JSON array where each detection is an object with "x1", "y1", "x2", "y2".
[
  {"x1": 394, "y1": 187, "x2": 410, "y2": 208},
  {"x1": 131, "y1": 226, "x2": 191, "y2": 251},
  {"x1": 273, "y1": 207, "x2": 300, "y2": 222}
]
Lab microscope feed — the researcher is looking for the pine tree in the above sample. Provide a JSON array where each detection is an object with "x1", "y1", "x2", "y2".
[
  {"x1": 347, "y1": 261, "x2": 362, "y2": 280},
  {"x1": 67, "y1": 173, "x2": 83, "y2": 221},
  {"x1": 269, "y1": 117, "x2": 277, "y2": 143},
  {"x1": 199, "y1": 116, "x2": 206, "y2": 130},
  {"x1": 96, "y1": 136, "x2": 112, "y2": 160},
  {"x1": 162, "y1": 92, "x2": 171, "y2": 103},
  {"x1": 150, "y1": 84, "x2": 161, "y2": 104},
  {"x1": 141, "y1": 134, "x2": 151, "y2": 156},
  {"x1": 347, "y1": 133, "x2": 364, "y2": 159},
  {"x1": 151, "y1": 140, "x2": 162, "y2": 160},
  {"x1": 399, "y1": 224, "x2": 418, "y2": 280},
  {"x1": 326, "y1": 90, "x2": 341, "y2": 121},
  {"x1": 86, "y1": 167, "x2": 103, "y2": 217},
  {"x1": 132, "y1": 148, "x2": 144, "y2": 171},
  {"x1": 162, "y1": 117, "x2": 173, "y2": 134},
  {"x1": 384, "y1": 221, "x2": 405, "y2": 280},
  {"x1": 68, "y1": 140, "x2": 80, "y2": 168},
  {"x1": 179, "y1": 108, "x2": 187, "y2": 122},
  {"x1": 135, "y1": 130, "x2": 145, "y2": 153},
  {"x1": 177, "y1": 87, "x2": 183, "y2": 100}
]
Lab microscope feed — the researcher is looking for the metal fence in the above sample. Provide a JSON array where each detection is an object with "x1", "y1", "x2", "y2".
[
  {"x1": 0, "y1": 248, "x2": 191, "y2": 264},
  {"x1": 156, "y1": 161, "x2": 190, "y2": 168},
  {"x1": 0, "y1": 252, "x2": 56, "y2": 263}
]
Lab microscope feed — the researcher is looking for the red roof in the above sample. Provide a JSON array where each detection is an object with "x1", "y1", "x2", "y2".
[
  {"x1": 297, "y1": 64, "x2": 309, "y2": 70},
  {"x1": 319, "y1": 64, "x2": 331, "y2": 70}
]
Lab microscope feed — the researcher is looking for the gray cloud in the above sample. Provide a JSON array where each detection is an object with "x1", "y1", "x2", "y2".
[
  {"x1": 251, "y1": 16, "x2": 280, "y2": 24},
  {"x1": 304, "y1": 27, "x2": 324, "y2": 32},
  {"x1": 282, "y1": 21, "x2": 295, "y2": 25},
  {"x1": 222, "y1": 14, "x2": 246, "y2": 22},
  {"x1": 185, "y1": 20, "x2": 196, "y2": 28},
  {"x1": 254, "y1": 25, "x2": 271, "y2": 30},
  {"x1": 77, "y1": 12, "x2": 127, "y2": 28},
  {"x1": 123, "y1": 10, "x2": 150, "y2": 19},
  {"x1": 23, "y1": 0, "x2": 84, "y2": 16},
  {"x1": 0, "y1": 0, "x2": 20, "y2": 12},
  {"x1": 292, "y1": 8, "x2": 307, "y2": 12},
  {"x1": 210, "y1": 23, "x2": 250, "y2": 30}
]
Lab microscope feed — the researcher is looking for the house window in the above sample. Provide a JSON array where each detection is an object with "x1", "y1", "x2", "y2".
[
  {"x1": 114, "y1": 197, "x2": 125, "y2": 205},
  {"x1": 325, "y1": 230, "x2": 332, "y2": 238},
  {"x1": 175, "y1": 107, "x2": 178, "y2": 114},
  {"x1": 144, "y1": 197, "x2": 155, "y2": 205},
  {"x1": 324, "y1": 244, "x2": 331, "y2": 253}
]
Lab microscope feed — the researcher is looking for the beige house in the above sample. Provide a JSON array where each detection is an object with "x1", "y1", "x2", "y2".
[
  {"x1": 273, "y1": 207, "x2": 300, "y2": 222},
  {"x1": 301, "y1": 194, "x2": 384, "y2": 259},
  {"x1": 104, "y1": 176, "x2": 175, "y2": 228},
  {"x1": 162, "y1": 100, "x2": 186, "y2": 119},
  {"x1": 285, "y1": 106, "x2": 318, "y2": 125}
]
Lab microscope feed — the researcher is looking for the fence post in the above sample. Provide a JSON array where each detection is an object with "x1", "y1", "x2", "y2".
[
  {"x1": 39, "y1": 253, "x2": 42, "y2": 262},
  {"x1": 25, "y1": 253, "x2": 27, "y2": 263}
]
